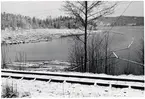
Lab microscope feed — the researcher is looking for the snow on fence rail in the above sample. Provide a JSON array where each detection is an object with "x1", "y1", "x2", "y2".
[
  {"x1": 1, "y1": 69, "x2": 144, "y2": 83},
  {"x1": 1, "y1": 69, "x2": 145, "y2": 90}
]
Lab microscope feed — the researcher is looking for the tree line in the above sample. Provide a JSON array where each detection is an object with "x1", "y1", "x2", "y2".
[
  {"x1": 1, "y1": 12, "x2": 144, "y2": 31},
  {"x1": 1, "y1": 12, "x2": 79, "y2": 30}
]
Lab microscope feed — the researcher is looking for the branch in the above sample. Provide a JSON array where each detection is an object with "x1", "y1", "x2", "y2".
[
  {"x1": 68, "y1": 2, "x2": 85, "y2": 15},
  {"x1": 87, "y1": 3, "x2": 117, "y2": 24},
  {"x1": 87, "y1": 1, "x2": 102, "y2": 12},
  {"x1": 63, "y1": 1, "x2": 85, "y2": 26},
  {"x1": 69, "y1": 31, "x2": 85, "y2": 44},
  {"x1": 88, "y1": 10, "x2": 113, "y2": 22},
  {"x1": 88, "y1": 3, "x2": 117, "y2": 18},
  {"x1": 77, "y1": 1, "x2": 85, "y2": 8}
]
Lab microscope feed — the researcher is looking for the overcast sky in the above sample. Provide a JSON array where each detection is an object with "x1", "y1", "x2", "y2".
[{"x1": 1, "y1": 1, "x2": 144, "y2": 19}]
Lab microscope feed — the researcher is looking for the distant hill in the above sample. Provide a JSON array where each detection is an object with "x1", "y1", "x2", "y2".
[
  {"x1": 99, "y1": 16, "x2": 144, "y2": 26},
  {"x1": 1, "y1": 12, "x2": 144, "y2": 30}
]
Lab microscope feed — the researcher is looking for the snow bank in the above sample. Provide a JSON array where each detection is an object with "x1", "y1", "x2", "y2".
[
  {"x1": 1, "y1": 78, "x2": 144, "y2": 98},
  {"x1": 48, "y1": 60, "x2": 71, "y2": 66},
  {"x1": 7, "y1": 62, "x2": 39, "y2": 67},
  {"x1": 2, "y1": 68, "x2": 144, "y2": 80},
  {"x1": 1, "y1": 29, "x2": 81, "y2": 44},
  {"x1": 2, "y1": 71, "x2": 144, "y2": 87},
  {"x1": 1, "y1": 29, "x2": 101, "y2": 45}
]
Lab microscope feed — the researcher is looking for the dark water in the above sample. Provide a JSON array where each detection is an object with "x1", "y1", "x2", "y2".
[{"x1": 3, "y1": 38, "x2": 73, "y2": 62}]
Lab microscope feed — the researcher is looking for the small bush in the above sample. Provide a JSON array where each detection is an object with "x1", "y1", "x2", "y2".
[{"x1": 2, "y1": 81, "x2": 19, "y2": 98}]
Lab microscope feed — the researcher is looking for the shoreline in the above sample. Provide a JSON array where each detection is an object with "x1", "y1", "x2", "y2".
[
  {"x1": 1, "y1": 29, "x2": 84, "y2": 45},
  {"x1": 1, "y1": 26, "x2": 143, "y2": 45}
]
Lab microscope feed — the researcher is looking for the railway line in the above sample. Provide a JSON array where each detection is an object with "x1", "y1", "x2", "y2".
[{"x1": 1, "y1": 69, "x2": 145, "y2": 90}]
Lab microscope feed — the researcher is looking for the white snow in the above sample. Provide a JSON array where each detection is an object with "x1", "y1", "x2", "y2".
[
  {"x1": 2, "y1": 69, "x2": 144, "y2": 80},
  {"x1": 1, "y1": 29, "x2": 81, "y2": 44},
  {"x1": 7, "y1": 62, "x2": 39, "y2": 67},
  {"x1": 48, "y1": 60, "x2": 71, "y2": 66},
  {"x1": 2, "y1": 72, "x2": 144, "y2": 87},
  {"x1": 1, "y1": 29, "x2": 101, "y2": 44},
  {"x1": 6, "y1": 60, "x2": 71, "y2": 71},
  {"x1": 2, "y1": 69, "x2": 144, "y2": 98},
  {"x1": 1, "y1": 78, "x2": 144, "y2": 98},
  {"x1": 7, "y1": 60, "x2": 71, "y2": 67}
]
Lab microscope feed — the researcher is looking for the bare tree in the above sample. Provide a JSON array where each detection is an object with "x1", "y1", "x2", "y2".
[
  {"x1": 88, "y1": 31, "x2": 115, "y2": 74},
  {"x1": 68, "y1": 38, "x2": 83, "y2": 65},
  {"x1": 63, "y1": 1, "x2": 117, "y2": 72},
  {"x1": 68, "y1": 31, "x2": 116, "y2": 74}
]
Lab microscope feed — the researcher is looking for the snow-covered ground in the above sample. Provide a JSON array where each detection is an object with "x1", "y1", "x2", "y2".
[
  {"x1": 1, "y1": 29, "x2": 83, "y2": 44},
  {"x1": 2, "y1": 68, "x2": 145, "y2": 80},
  {"x1": 1, "y1": 78, "x2": 144, "y2": 98},
  {"x1": 1, "y1": 29, "x2": 101, "y2": 44},
  {"x1": 5, "y1": 60, "x2": 71, "y2": 71},
  {"x1": 2, "y1": 69, "x2": 144, "y2": 97},
  {"x1": 7, "y1": 60, "x2": 71, "y2": 67},
  {"x1": 2, "y1": 72, "x2": 144, "y2": 87}
]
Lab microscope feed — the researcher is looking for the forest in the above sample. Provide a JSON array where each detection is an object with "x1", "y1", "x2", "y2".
[
  {"x1": 1, "y1": 12, "x2": 78, "y2": 30},
  {"x1": 1, "y1": 12, "x2": 144, "y2": 30}
]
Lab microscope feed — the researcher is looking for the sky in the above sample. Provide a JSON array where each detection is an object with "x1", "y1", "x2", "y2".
[{"x1": 1, "y1": 1, "x2": 144, "y2": 19}]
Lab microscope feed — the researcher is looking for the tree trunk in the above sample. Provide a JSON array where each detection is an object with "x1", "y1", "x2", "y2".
[
  {"x1": 105, "y1": 34, "x2": 108, "y2": 74},
  {"x1": 84, "y1": 1, "x2": 88, "y2": 72}
]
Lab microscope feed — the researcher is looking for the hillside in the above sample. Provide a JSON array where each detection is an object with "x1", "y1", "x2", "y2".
[{"x1": 99, "y1": 16, "x2": 144, "y2": 26}]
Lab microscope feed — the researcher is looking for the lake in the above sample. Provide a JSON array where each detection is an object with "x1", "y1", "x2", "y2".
[
  {"x1": 2, "y1": 37, "x2": 73, "y2": 62},
  {"x1": 1, "y1": 26, "x2": 144, "y2": 74}
]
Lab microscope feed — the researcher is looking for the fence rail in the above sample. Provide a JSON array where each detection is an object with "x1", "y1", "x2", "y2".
[{"x1": 1, "y1": 69, "x2": 144, "y2": 90}]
